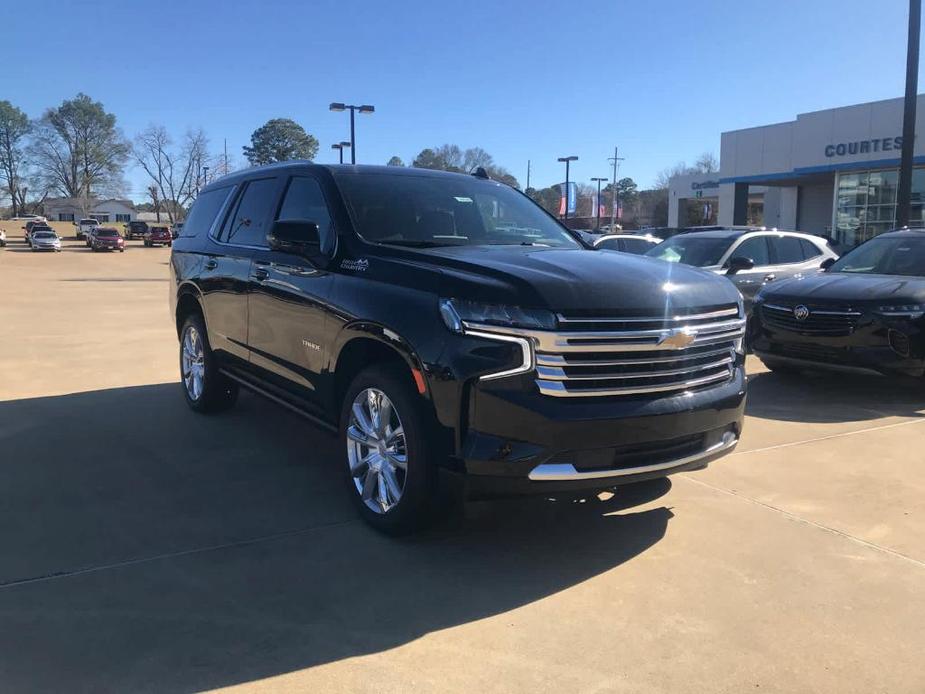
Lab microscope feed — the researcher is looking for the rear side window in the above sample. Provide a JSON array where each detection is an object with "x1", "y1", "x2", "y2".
[
  {"x1": 800, "y1": 238, "x2": 822, "y2": 259},
  {"x1": 277, "y1": 176, "x2": 335, "y2": 253},
  {"x1": 219, "y1": 178, "x2": 278, "y2": 247},
  {"x1": 182, "y1": 186, "x2": 232, "y2": 238},
  {"x1": 773, "y1": 236, "x2": 805, "y2": 264}
]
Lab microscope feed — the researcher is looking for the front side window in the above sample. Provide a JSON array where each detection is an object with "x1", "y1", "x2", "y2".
[
  {"x1": 645, "y1": 236, "x2": 733, "y2": 267},
  {"x1": 277, "y1": 176, "x2": 335, "y2": 253},
  {"x1": 830, "y1": 235, "x2": 925, "y2": 277},
  {"x1": 731, "y1": 236, "x2": 770, "y2": 265},
  {"x1": 221, "y1": 178, "x2": 278, "y2": 247},
  {"x1": 334, "y1": 172, "x2": 580, "y2": 248}
]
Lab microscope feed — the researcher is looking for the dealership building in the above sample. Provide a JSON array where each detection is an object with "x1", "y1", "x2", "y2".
[{"x1": 668, "y1": 95, "x2": 925, "y2": 247}]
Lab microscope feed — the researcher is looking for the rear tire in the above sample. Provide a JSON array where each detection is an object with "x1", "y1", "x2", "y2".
[
  {"x1": 340, "y1": 365, "x2": 439, "y2": 534},
  {"x1": 179, "y1": 312, "x2": 238, "y2": 413}
]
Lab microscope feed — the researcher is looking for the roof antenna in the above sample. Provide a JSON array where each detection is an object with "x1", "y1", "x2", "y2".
[{"x1": 472, "y1": 167, "x2": 490, "y2": 179}]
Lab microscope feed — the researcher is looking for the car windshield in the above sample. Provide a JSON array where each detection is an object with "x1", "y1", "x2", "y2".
[
  {"x1": 34, "y1": 232, "x2": 55, "y2": 239},
  {"x1": 645, "y1": 235, "x2": 733, "y2": 266},
  {"x1": 80, "y1": 219, "x2": 97, "y2": 225},
  {"x1": 97, "y1": 229, "x2": 119, "y2": 237},
  {"x1": 334, "y1": 172, "x2": 581, "y2": 249},
  {"x1": 829, "y1": 235, "x2": 925, "y2": 277}
]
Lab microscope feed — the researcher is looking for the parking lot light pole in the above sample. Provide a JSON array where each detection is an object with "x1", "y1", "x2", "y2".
[
  {"x1": 897, "y1": 0, "x2": 921, "y2": 227},
  {"x1": 331, "y1": 142, "x2": 352, "y2": 164},
  {"x1": 329, "y1": 103, "x2": 375, "y2": 165},
  {"x1": 557, "y1": 156, "x2": 578, "y2": 219},
  {"x1": 202, "y1": 166, "x2": 209, "y2": 185},
  {"x1": 591, "y1": 177, "x2": 608, "y2": 230}
]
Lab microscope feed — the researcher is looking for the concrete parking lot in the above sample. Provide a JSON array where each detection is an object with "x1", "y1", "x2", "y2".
[{"x1": 1, "y1": 225, "x2": 923, "y2": 693}]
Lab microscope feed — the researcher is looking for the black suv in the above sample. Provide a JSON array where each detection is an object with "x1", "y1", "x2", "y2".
[{"x1": 169, "y1": 163, "x2": 747, "y2": 532}]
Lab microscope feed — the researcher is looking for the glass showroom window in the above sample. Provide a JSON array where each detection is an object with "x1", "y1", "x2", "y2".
[{"x1": 835, "y1": 168, "x2": 925, "y2": 247}]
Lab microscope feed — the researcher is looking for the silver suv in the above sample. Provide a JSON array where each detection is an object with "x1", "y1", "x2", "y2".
[{"x1": 645, "y1": 228, "x2": 839, "y2": 312}]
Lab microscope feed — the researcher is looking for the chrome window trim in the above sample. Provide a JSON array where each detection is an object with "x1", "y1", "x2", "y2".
[{"x1": 528, "y1": 431, "x2": 738, "y2": 481}]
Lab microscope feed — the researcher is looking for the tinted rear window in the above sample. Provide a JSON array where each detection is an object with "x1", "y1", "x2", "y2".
[{"x1": 182, "y1": 186, "x2": 234, "y2": 238}]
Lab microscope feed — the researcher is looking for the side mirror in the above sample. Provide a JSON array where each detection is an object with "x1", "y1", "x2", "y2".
[
  {"x1": 725, "y1": 256, "x2": 755, "y2": 275},
  {"x1": 820, "y1": 257, "x2": 836, "y2": 271},
  {"x1": 268, "y1": 219, "x2": 323, "y2": 258}
]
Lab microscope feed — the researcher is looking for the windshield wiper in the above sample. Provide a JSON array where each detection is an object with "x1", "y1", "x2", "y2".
[{"x1": 381, "y1": 239, "x2": 450, "y2": 248}]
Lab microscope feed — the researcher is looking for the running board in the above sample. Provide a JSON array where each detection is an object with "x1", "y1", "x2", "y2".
[{"x1": 219, "y1": 368, "x2": 338, "y2": 434}]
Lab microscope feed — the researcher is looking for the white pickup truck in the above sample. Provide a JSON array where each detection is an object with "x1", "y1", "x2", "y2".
[{"x1": 75, "y1": 218, "x2": 99, "y2": 240}]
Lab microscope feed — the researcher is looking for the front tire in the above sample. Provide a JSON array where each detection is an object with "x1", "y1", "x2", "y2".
[
  {"x1": 340, "y1": 365, "x2": 438, "y2": 534},
  {"x1": 179, "y1": 313, "x2": 238, "y2": 413}
]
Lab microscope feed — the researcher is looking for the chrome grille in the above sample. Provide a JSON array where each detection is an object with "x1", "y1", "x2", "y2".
[
  {"x1": 468, "y1": 305, "x2": 744, "y2": 398},
  {"x1": 761, "y1": 303, "x2": 860, "y2": 336}
]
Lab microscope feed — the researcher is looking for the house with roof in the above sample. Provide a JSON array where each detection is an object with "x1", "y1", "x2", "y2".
[{"x1": 43, "y1": 197, "x2": 136, "y2": 224}]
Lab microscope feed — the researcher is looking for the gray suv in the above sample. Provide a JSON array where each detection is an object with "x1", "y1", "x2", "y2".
[{"x1": 645, "y1": 229, "x2": 839, "y2": 312}]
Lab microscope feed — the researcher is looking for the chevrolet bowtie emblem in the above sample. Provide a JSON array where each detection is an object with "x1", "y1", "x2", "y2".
[{"x1": 658, "y1": 330, "x2": 696, "y2": 349}]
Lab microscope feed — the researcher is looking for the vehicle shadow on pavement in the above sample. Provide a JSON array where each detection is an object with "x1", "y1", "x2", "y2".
[
  {"x1": 746, "y1": 371, "x2": 925, "y2": 423},
  {"x1": 0, "y1": 383, "x2": 672, "y2": 692}
]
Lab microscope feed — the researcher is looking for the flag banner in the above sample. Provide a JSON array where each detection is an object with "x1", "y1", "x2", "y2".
[{"x1": 559, "y1": 182, "x2": 578, "y2": 215}]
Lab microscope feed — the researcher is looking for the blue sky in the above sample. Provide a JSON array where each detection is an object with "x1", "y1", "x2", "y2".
[{"x1": 5, "y1": 0, "x2": 922, "y2": 201}]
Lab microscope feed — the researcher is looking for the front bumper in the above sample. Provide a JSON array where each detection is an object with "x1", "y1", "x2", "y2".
[
  {"x1": 455, "y1": 367, "x2": 746, "y2": 497},
  {"x1": 752, "y1": 308, "x2": 925, "y2": 377}
]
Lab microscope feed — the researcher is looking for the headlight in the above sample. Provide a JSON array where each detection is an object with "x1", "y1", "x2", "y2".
[
  {"x1": 439, "y1": 298, "x2": 556, "y2": 333},
  {"x1": 877, "y1": 304, "x2": 924, "y2": 318}
]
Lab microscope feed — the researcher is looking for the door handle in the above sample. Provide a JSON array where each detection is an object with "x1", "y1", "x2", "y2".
[
  {"x1": 764, "y1": 274, "x2": 776, "y2": 282},
  {"x1": 251, "y1": 268, "x2": 270, "y2": 281},
  {"x1": 204, "y1": 259, "x2": 218, "y2": 271}
]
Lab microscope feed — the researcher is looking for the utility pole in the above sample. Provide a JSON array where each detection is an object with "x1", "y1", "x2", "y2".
[
  {"x1": 607, "y1": 147, "x2": 625, "y2": 230},
  {"x1": 591, "y1": 177, "x2": 608, "y2": 230},
  {"x1": 526, "y1": 160, "x2": 531, "y2": 191},
  {"x1": 224, "y1": 139, "x2": 228, "y2": 176},
  {"x1": 897, "y1": 0, "x2": 921, "y2": 228}
]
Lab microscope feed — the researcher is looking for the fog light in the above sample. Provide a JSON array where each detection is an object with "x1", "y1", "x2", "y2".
[{"x1": 888, "y1": 329, "x2": 911, "y2": 358}]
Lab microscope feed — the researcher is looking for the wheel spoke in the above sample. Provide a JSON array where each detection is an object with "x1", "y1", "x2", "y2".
[
  {"x1": 385, "y1": 425, "x2": 404, "y2": 447},
  {"x1": 377, "y1": 397, "x2": 393, "y2": 436},
  {"x1": 377, "y1": 471, "x2": 389, "y2": 511},
  {"x1": 361, "y1": 468, "x2": 377, "y2": 500},
  {"x1": 381, "y1": 465, "x2": 402, "y2": 502},
  {"x1": 346, "y1": 425, "x2": 371, "y2": 445},
  {"x1": 351, "y1": 402, "x2": 376, "y2": 437},
  {"x1": 386, "y1": 451, "x2": 407, "y2": 470}
]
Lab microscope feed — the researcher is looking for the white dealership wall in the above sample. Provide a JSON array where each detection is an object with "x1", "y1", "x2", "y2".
[{"x1": 669, "y1": 95, "x2": 925, "y2": 235}]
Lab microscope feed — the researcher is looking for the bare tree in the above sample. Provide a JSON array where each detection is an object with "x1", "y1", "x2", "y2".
[
  {"x1": 694, "y1": 152, "x2": 719, "y2": 174},
  {"x1": 133, "y1": 125, "x2": 211, "y2": 222}
]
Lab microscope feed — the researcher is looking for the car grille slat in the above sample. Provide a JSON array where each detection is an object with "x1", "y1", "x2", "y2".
[
  {"x1": 761, "y1": 303, "x2": 860, "y2": 336},
  {"x1": 466, "y1": 303, "x2": 743, "y2": 398}
]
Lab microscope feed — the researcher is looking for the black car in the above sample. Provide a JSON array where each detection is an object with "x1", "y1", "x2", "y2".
[
  {"x1": 125, "y1": 220, "x2": 149, "y2": 240},
  {"x1": 169, "y1": 163, "x2": 747, "y2": 532},
  {"x1": 752, "y1": 229, "x2": 925, "y2": 377}
]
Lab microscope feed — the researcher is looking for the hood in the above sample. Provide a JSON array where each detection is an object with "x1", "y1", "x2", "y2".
[
  {"x1": 761, "y1": 271, "x2": 925, "y2": 304},
  {"x1": 404, "y1": 246, "x2": 742, "y2": 313}
]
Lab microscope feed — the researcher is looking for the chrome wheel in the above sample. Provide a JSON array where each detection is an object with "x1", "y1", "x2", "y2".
[
  {"x1": 181, "y1": 325, "x2": 205, "y2": 401},
  {"x1": 346, "y1": 388, "x2": 407, "y2": 514}
]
